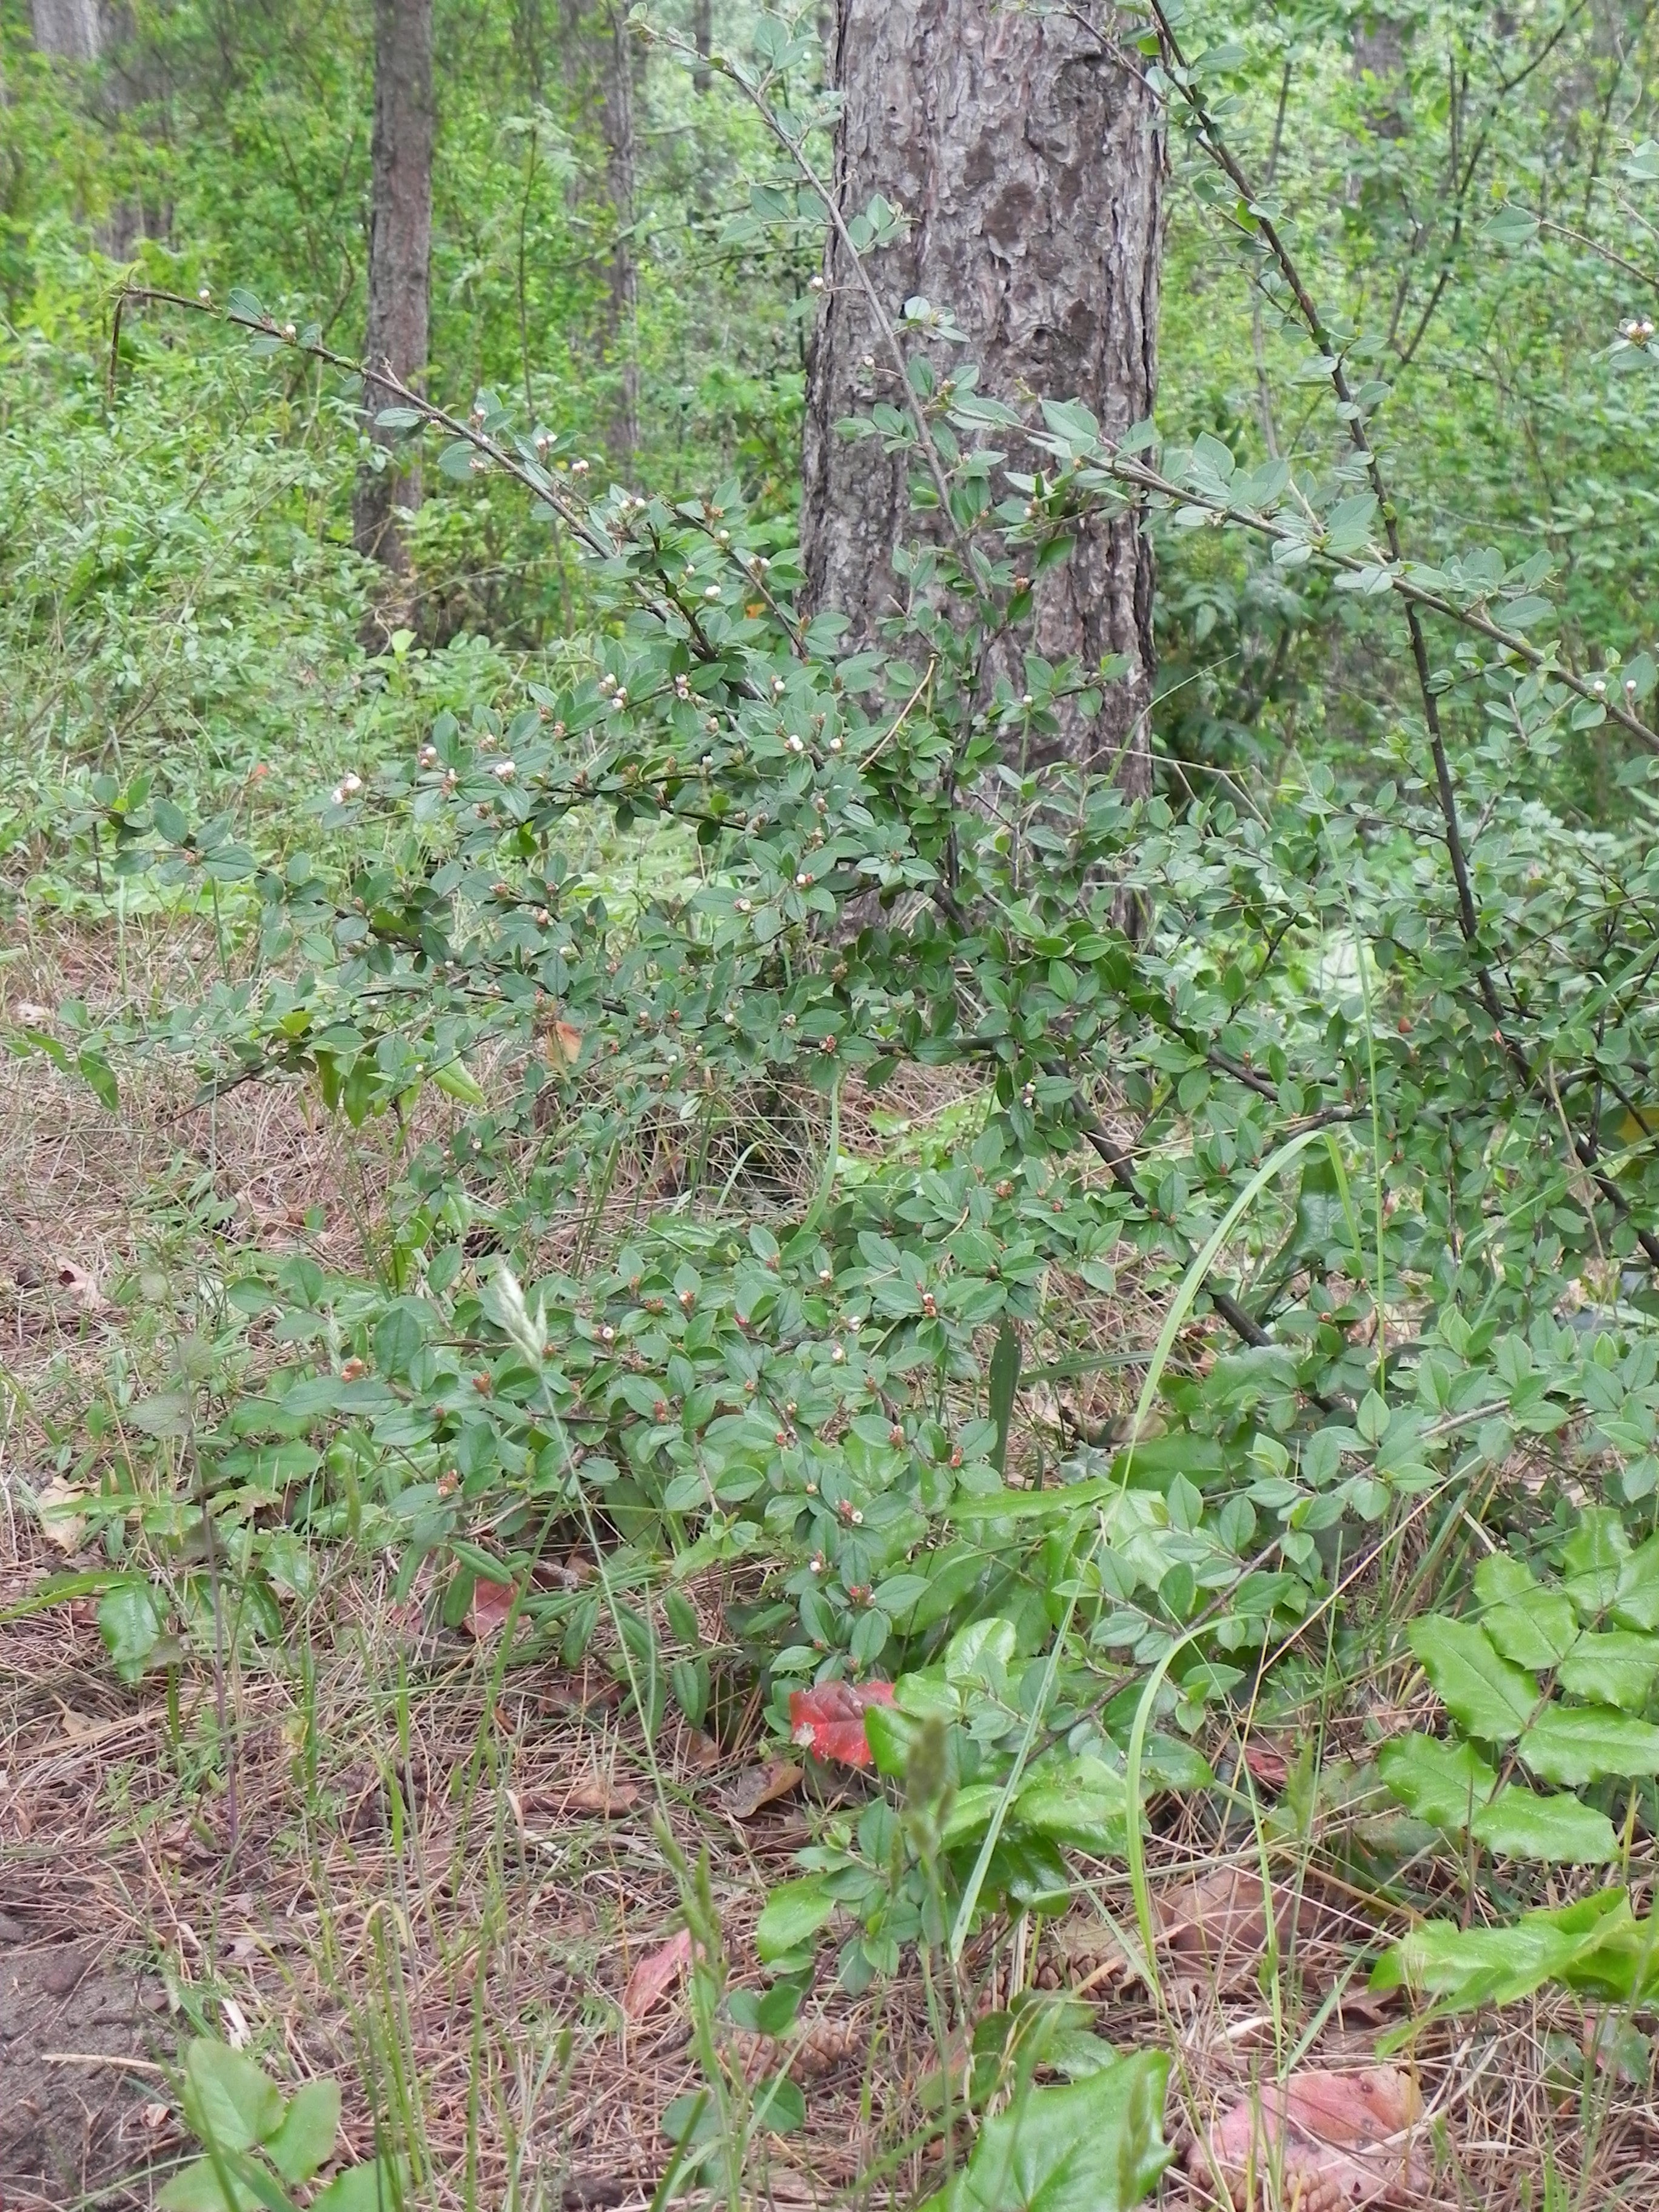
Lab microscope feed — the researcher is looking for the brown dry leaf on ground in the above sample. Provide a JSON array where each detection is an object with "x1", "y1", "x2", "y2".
[
  {"x1": 1189, "y1": 2065, "x2": 1428, "y2": 2210},
  {"x1": 720, "y1": 1760, "x2": 802, "y2": 1818},
  {"x1": 623, "y1": 1928, "x2": 692, "y2": 2020},
  {"x1": 1156, "y1": 1865, "x2": 1325, "y2": 1990},
  {"x1": 466, "y1": 1575, "x2": 517, "y2": 1639},
  {"x1": 32, "y1": 1477, "x2": 89, "y2": 1554},
  {"x1": 1041, "y1": 1864, "x2": 1333, "y2": 1996},
  {"x1": 53, "y1": 1258, "x2": 104, "y2": 1312},
  {"x1": 561, "y1": 1775, "x2": 642, "y2": 1817},
  {"x1": 681, "y1": 1729, "x2": 725, "y2": 1772}
]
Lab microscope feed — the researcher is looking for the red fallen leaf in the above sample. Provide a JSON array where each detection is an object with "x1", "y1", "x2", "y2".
[
  {"x1": 1241, "y1": 1739, "x2": 1290, "y2": 1791},
  {"x1": 788, "y1": 1679, "x2": 895, "y2": 1768},
  {"x1": 468, "y1": 1575, "x2": 517, "y2": 1639},
  {"x1": 1191, "y1": 2064, "x2": 1428, "y2": 2210},
  {"x1": 623, "y1": 1926, "x2": 692, "y2": 2020}
]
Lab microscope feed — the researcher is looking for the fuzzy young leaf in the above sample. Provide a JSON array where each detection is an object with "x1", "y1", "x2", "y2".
[
  {"x1": 156, "y1": 2161, "x2": 261, "y2": 2212},
  {"x1": 181, "y1": 2039, "x2": 285, "y2": 2155},
  {"x1": 310, "y1": 2161, "x2": 403, "y2": 2212},
  {"x1": 756, "y1": 1875, "x2": 838, "y2": 1962},
  {"x1": 265, "y1": 2079, "x2": 341, "y2": 2186},
  {"x1": 917, "y1": 2050, "x2": 1171, "y2": 2212}
]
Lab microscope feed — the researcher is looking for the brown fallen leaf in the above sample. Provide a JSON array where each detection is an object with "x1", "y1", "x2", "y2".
[
  {"x1": 1155, "y1": 1865, "x2": 1322, "y2": 1989},
  {"x1": 54, "y1": 1259, "x2": 104, "y2": 1313},
  {"x1": 565, "y1": 1775, "x2": 641, "y2": 1817},
  {"x1": 720, "y1": 1760, "x2": 803, "y2": 1819},
  {"x1": 1191, "y1": 2065, "x2": 1428, "y2": 2210},
  {"x1": 34, "y1": 1476, "x2": 89, "y2": 1554},
  {"x1": 623, "y1": 1927, "x2": 693, "y2": 2020},
  {"x1": 682, "y1": 1728, "x2": 724, "y2": 1772},
  {"x1": 467, "y1": 1575, "x2": 517, "y2": 1640},
  {"x1": 560, "y1": 2180, "x2": 632, "y2": 2210}
]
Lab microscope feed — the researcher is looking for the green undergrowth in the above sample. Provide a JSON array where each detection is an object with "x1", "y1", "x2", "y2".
[{"x1": 15, "y1": 4, "x2": 1659, "y2": 2206}]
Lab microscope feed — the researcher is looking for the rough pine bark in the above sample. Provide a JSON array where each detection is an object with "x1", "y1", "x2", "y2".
[
  {"x1": 600, "y1": 2, "x2": 640, "y2": 466},
  {"x1": 353, "y1": 0, "x2": 434, "y2": 574},
  {"x1": 803, "y1": 1, "x2": 1162, "y2": 786},
  {"x1": 30, "y1": 0, "x2": 103, "y2": 59}
]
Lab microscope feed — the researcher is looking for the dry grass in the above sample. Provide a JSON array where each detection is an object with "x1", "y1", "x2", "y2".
[{"x1": 6, "y1": 920, "x2": 1659, "y2": 2210}]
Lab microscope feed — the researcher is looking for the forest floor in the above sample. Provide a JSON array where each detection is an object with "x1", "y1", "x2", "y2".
[{"x1": 5, "y1": 920, "x2": 1659, "y2": 2212}]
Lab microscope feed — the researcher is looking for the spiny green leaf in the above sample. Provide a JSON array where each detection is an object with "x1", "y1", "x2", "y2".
[
  {"x1": 1519, "y1": 1704, "x2": 1659, "y2": 1786},
  {"x1": 1555, "y1": 1630, "x2": 1659, "y2": 1711},
  {"x1": 1470, "y1": 1785, "x2": 1619, "y2": 1864},
  {"x1": 1375, "y1": 1891, "x2": 1629, "y2": 2012},
  {"x1": 1409, "y1": 1616, "x2": 1537, "y2": 1743},
  {"x1": 1376, "y1": 1732, "x2": 1496, "y2": 1828}
]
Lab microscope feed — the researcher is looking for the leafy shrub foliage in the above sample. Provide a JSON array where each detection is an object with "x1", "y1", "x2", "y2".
[{"x1": 22, "y1": 0, "x2": 1659, "y2": 2075}]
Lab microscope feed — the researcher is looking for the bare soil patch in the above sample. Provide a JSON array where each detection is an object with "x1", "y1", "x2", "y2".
[{"x1": 0, "y1": 1914, "x2": 167, "y2": 2209}]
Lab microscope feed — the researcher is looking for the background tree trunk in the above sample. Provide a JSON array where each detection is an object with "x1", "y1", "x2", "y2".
[
  {"x1": 802, "y1": 0, "x2": 1162, "y2": 786},
  {"x1": 692, "y1": 0, "x2": 712, "y2": 93},
  {"x1": 353, "y1": 0, "x2": 434, "y2": 575},
  {"x1": 600, "y1": 2, "x2": 639, "y2": 468},
  {"x1": 30, "y1": 0, "x2": 103, "y2": 60},
  {"x1": 1352, "y1": 9, "x2": 1409, "y2": 139}
]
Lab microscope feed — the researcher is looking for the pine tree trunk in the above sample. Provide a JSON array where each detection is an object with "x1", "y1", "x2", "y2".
[
  {"x1": 802, "y1": 1, "x2": 1162, "y2": 786},
  {"x1": 354, "y1": 0, "x2": 434, "y2": 574},
  {"x1": 600, "y1": 2, "x2": 639, "y2": 468},
  {"x1": 30, "y1": 0, "x2": 102, "y2": 60}
]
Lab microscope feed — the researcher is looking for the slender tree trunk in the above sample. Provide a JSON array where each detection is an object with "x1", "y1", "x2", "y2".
[
  {"x1": 353, "y1": 0, "x2": 434, "y2": 574},
  {"x1": 1352, "y1": 10, "x2": 1408, "y2": 139},
  {"x1": 31, "y1": 2, "x2": 158, "y2": 255},
  {"x1": 803, "y1": 0, "x2": 1162, "y2": 786},
  {"x1": 511, "y1": 0, "x2": 545, "y2": 98},
  {"x1": 692, "y1": 0, "x2": 712, "y2": 93},
  {"x1": 30, "y1": 0, "x2": 103, "y2": 59},
  {"x1": 600, "y1": 2, "x2": 638, "y2": 469}
]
